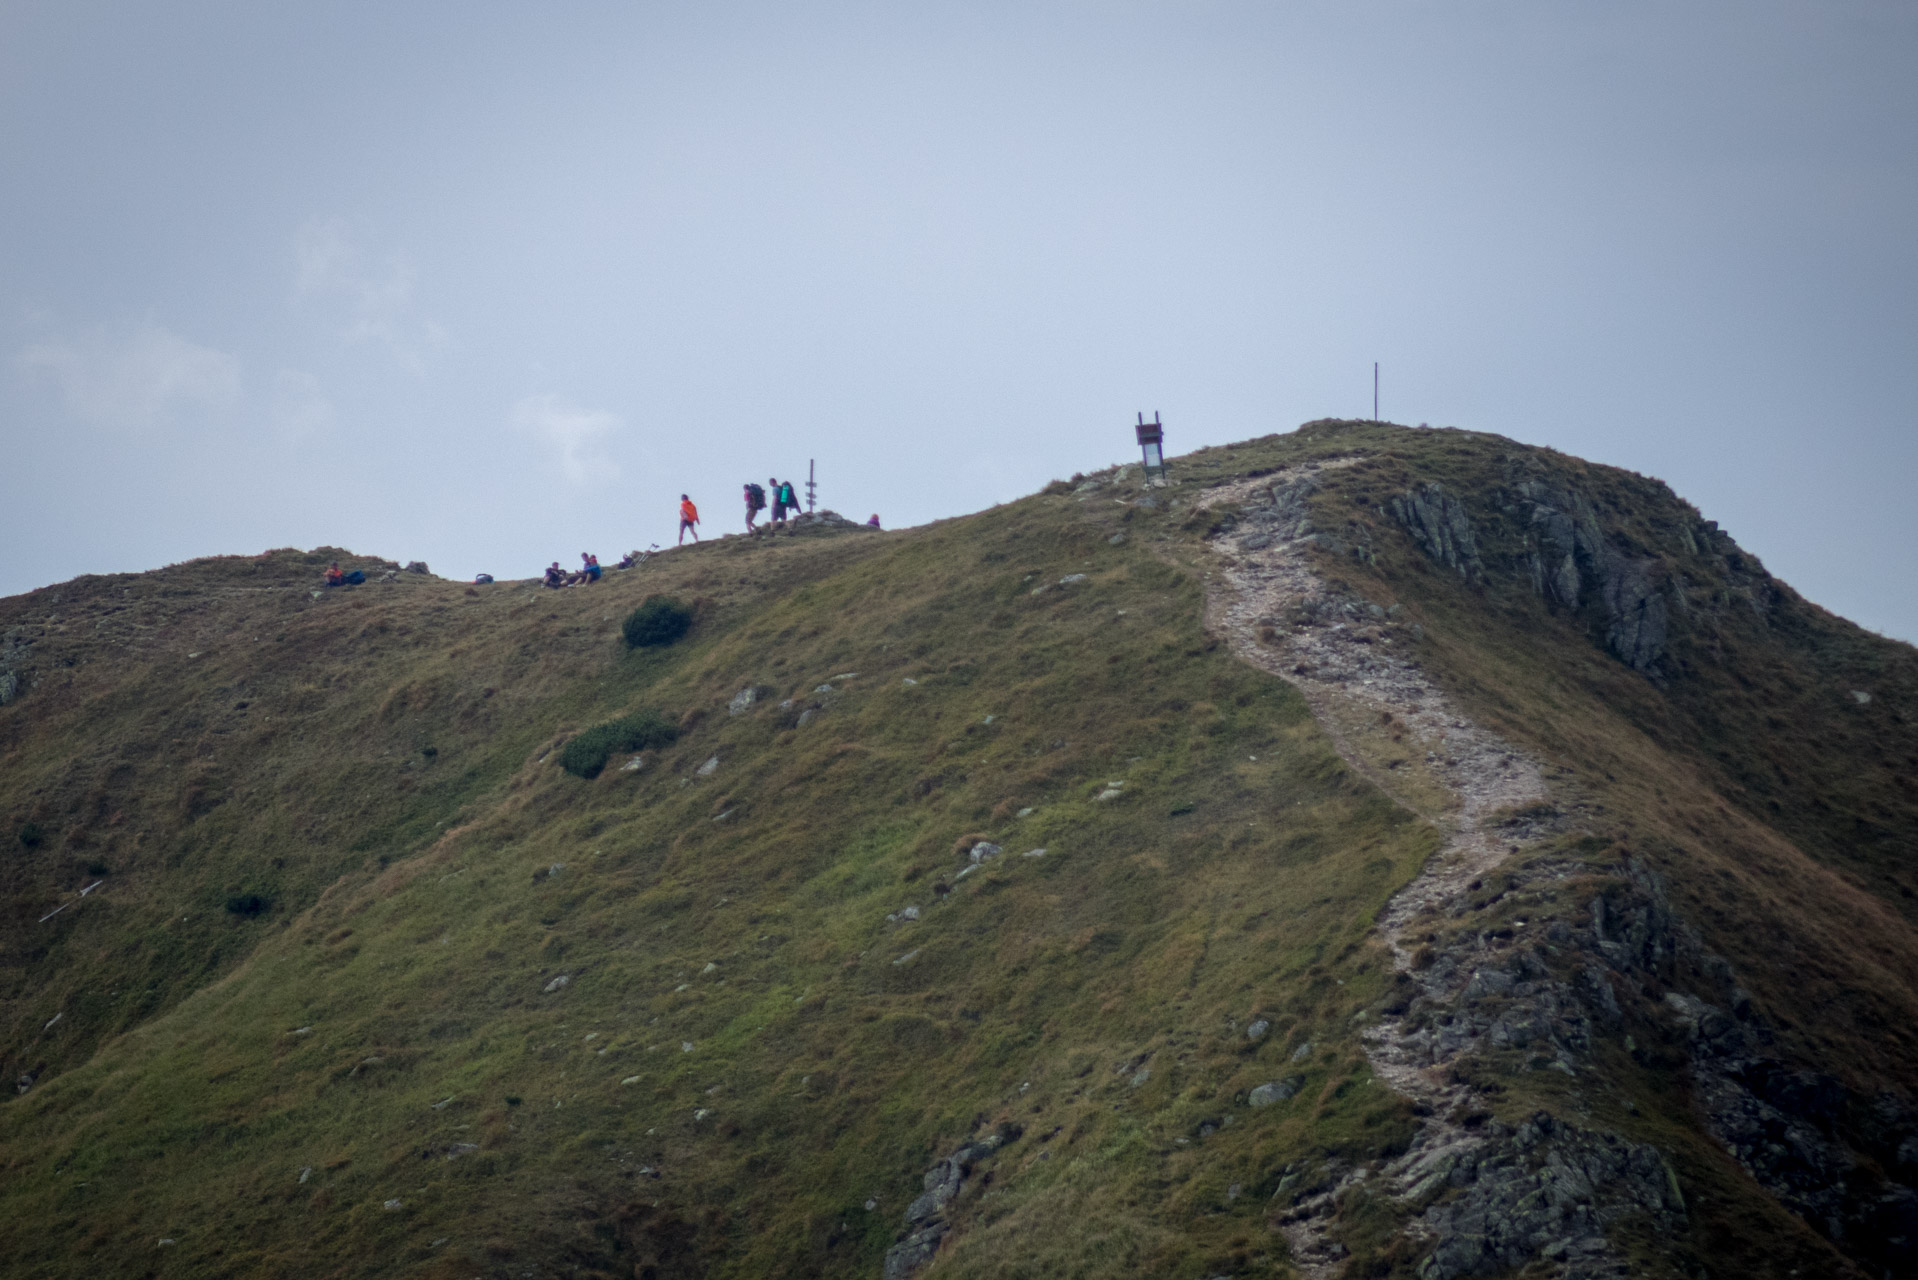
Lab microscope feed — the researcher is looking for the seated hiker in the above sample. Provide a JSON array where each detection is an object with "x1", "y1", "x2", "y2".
[
  {"x1": 581, "y1": 552, "x2": 602, "y2": 583},
  {"x1": 323, "y1": 562, "x2": 345, "y2": 586},
  {"x1": 867, "y1": 514, "x2": 881, "y2": 528},
  {"x1": 616, "y1": 549, "x2": 644, "y2": 569},
  {"x1": 543, "y1": 561, "x2": 566, "y2": 588}
]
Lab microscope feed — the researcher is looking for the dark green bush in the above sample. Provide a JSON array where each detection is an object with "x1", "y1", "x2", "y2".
[
  {"x1": 17, "y1": 822, "x2": 43, "y2": 848},
  {"x1": 560, "y1": 710, "x2": 679, "y2": 778},
  {"x1": 225, "y1": 893, "x2": 270, "y2": 917},
  {"x1": 622, "y1": 596, "x2": 693, "y2": 649}
]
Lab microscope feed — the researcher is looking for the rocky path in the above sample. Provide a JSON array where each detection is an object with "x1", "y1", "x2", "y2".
[{"x1": 1196, "y1": 465, "x2": 1562, "y2": 1278}]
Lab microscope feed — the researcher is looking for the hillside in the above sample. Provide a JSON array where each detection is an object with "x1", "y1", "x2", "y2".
[{"x1": 2, "y1": 422, "x2": 1914, "y2": 1280}]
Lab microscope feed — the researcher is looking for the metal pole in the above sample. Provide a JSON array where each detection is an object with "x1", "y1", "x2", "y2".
[
  {"x1": 806, "y1": 459, "x2": 817, "y2": 513},
  {"x1": 1373, "y1": 363, "x2": 1378, "y2": 421}
]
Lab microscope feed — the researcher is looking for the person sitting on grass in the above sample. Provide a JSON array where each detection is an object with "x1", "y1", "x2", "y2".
[
  {"x1": 543, "y1": 561, "x2": 566, "y2": 588},
  {"x1": 324, "y1": 562, "x2": 344, "y2": 586}
]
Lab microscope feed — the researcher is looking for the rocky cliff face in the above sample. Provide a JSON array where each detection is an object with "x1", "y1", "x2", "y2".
[{"x1": 1202, "y1": 425, "x2": 1918, "y2": 1279}]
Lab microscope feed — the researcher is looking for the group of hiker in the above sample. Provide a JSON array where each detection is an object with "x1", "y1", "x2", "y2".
[
  {"x1": 322, "y1": 477, "x2": 883, "y2": 591},
  {"x1": 737, "y1": 477, "x2": 805, "y2": 537},
  {"x1": 543, "y1": 553, "x2": 603, "y2": 588}
]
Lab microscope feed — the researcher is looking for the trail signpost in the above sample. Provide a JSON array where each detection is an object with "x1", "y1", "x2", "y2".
[{"x1": 1135, "y1": 412, "x2": 1167, "y2": 482}]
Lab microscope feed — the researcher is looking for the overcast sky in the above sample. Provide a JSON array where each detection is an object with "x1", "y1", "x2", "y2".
[{"x1": 3, "y1": 1, "x2": 1914, "y2": 640}]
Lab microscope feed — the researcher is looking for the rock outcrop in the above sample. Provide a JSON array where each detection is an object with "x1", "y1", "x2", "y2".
[
  {"x1": 1389, "y1": 483, "x2": 1483, "y2": 580},
  {"x1": 882, "y1": 1128, "x2": 1019, "y2": 1280}
]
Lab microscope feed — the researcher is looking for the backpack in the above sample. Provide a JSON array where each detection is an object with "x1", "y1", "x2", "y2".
[
  {"x1": 746, "y1": 483, "x2": 765, "y2": 509},
  {"x1": 779, "y1": 482, "x2": 797, "y2": 508}
]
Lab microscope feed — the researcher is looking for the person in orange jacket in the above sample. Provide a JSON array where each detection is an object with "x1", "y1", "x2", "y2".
[{"x1": 678, "y1": 494, "x2": 700, "y2": 545}]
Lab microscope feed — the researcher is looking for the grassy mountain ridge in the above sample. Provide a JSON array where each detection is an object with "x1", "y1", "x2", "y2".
[{"x1": 2, "y1": 422, "x2": 1913, "y2": 1279}]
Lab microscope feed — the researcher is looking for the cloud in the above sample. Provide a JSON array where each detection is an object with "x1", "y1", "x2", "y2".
[
  {"x1": 295, "y1": 216, "x2": 446, "y2": 371},
  {"x1": 511, "y1": 393, "x2": 622, "y2": 485},
  {"x1": 17, "y1": 323, "x2": 240, "y2": 428},
  {"x1": 271, "y1": 369, "x2": 333, "y2": 440}
]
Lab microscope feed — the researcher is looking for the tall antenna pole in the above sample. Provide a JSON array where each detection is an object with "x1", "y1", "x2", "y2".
[
  {"x1": 806, "y1": 459, "x2": 817, "y2": 514},
  {"x1": 1373, "y1": 362, "x2": 1379, "y2": 421}
]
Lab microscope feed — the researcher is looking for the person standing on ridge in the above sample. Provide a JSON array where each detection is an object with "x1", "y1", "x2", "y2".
[
  {"x1": 768, "y1": 476, "x2": 787, "y2": 529},
  {"x1": 775, "y1": 478, "x2": 799, "y2": 532},
  {"x1": 678, "y1": 494, "x2": 701, "y2": 545},
  {"x1": 744, "y1": 481, "x2": 766, "y2": 533}
]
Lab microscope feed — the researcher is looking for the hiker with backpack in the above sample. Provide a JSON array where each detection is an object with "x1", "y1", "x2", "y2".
[
  {"x1": 679, "y1": 494, "x2": 701, "y2": 545},
  {"x1": 744, "y1": 481, "x2": 767, "y2": 532},
  {"x1": 543, "y1": 561, "x2": 566, "y2": 588},
  {"x1": 769, "y1": 478, "x2": 800, "y2": 531}
]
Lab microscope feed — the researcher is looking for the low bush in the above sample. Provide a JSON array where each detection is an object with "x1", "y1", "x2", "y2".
[
  {"x1": 560, "y1": 710, "x2": 679, "y2": 778},
  {"x1": 17, "y1": 822, "x2": 43, "y2": 848},
  {"x1": 622, "y1": 596, "x2": 693, "y2": 649},
  {"x1": 225, "y1": 893, "x2": 270, "y2": 917}
]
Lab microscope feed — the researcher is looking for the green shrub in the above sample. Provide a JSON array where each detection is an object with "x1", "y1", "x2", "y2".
[
  {"x1": 225, "y1": 893, "x2": 270, "y2": 917},
  {"x1": 622, "y1": 596, "x2": 693, "y2": 649},
  {"x1": 560, "y1": 710, "x2": 679, "y2": 779},
  {"x1": 17, "y1": 822, "x2": 43, "y2": 848}
]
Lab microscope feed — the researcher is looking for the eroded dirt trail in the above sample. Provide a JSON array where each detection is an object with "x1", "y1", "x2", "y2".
[{"x1": 1197, "y1": 464, "x2": 1556, "y2": 1277}]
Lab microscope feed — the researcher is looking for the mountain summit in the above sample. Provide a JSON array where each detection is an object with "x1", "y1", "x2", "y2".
[{"x1": 3, "y1": 421, "x2": 1914, "y2": 1279}]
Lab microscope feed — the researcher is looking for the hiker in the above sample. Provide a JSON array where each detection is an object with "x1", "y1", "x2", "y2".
[
  {"x1": 867, "y1": 514, "x2": 881, "y2": 528},
  {"x1": 543, "y1": 561, "x2": 566, "y2": 588},
  {"x1": 583, "y1": 553, "x2": 602, "y2": 583},
  {"x1": 616, "y1": 549, "x2": 645, "y2": 569},
  {"x1": 678, "y1": 494, "x2": 700, "y2": 544},
  {"x1": 323, "y1": 562, "x2": 344, "y2": 586},
  {"x1": 769, "y1": 478, "x2": 800, "y2": 531},
  {"x1": 744, "y1": 481, "x2": 766, "y2": 532}
]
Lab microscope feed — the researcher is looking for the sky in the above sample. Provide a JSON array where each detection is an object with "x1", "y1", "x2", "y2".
[{"x1": 2, "y1": 1, "x2": 1914, "y2": 640}]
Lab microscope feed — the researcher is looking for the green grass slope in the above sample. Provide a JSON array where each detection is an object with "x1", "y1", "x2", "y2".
[
  {"x1": 2, "y1": 422, "x2": 1913, "y2": 1280},
  {"x1": 2, "y1": 493, "x2": 1429, "y2": 1278}
]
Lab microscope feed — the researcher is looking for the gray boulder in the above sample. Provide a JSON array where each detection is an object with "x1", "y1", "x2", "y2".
[{"x1": 1249, "y1": 1077, "x2": 1303, "y2": 1107}]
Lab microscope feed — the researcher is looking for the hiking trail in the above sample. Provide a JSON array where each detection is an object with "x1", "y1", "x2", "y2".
[{"x1": 1199, "y1": 463, "x2": 1562, "y2": 1277}]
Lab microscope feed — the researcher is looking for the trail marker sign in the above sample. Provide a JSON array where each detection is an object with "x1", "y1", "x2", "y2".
[{"x1": 1135, "y1": 412, "x2": 1167, "y2": 480}]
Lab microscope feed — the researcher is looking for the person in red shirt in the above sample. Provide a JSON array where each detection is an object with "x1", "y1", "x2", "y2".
[{"x1": 678, "y1": 494, "x2": 700, "y2": 545}]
